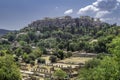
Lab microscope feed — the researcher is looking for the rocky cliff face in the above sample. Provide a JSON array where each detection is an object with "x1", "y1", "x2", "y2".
[{"x1": 21, "y1": 16, "x2": 110, "y2": 32}]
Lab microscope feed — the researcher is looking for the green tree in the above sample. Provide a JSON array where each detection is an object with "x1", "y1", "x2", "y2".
[
  {"x1": 22, "y1": 45, "x2": 32, "y2": 54},
  {"x1": 7, "y1": 33, "x2": 16, "y2": 42},
  {"x1": 49, "y1": 55, "x2": 57, "y2": 63},
  {"x1": 79, "y1": 36, "x2": 120, "y2": 80},
  {"x1": 17, "y1": 34, "x2": 30, "y2": 43},
  {"x1": 79, "y1": 56, "x2": 120, "y2": 80},
  {"x1": 19, "y1": 41, "x2": 27, "y2": 46},
  {"x1": 14, "y1": 47, "x2": 23, "y2": 56},
  {"x1": 108, "y1": 37, "x2": 120, "y2": 56},
  {"x1": 54, "y1": 50, "x2": 65, "y2": 60},
  {"x1": 37, "y1": 58, "x2": 45, "y2": 64},
  {"x1": 0, "y1": 55, "x2": 22, "y2": 80},
  {"x1": 32, "y1": 48, "x2": 42, "y2": 58},
  {"x1": 27, "y1": 31, "x2": 36, "y2": 41},
  {"x1": 84, "y1": 58, "x2": 100, "y2": 69},
  {"x1": 53, "y1": 69, "x2": 67, "y2": 80}
]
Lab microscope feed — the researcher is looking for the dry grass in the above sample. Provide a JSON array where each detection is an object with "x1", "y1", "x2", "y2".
[
  {"x1": 39, "y1": 77, "x2": 44, "y2": 80},
  {"x1": 58, "y1": 57, "x2": 92, "y2": 64},
  {"x1": 41, "y1": 55, "x2": 50, "y2": 63}
]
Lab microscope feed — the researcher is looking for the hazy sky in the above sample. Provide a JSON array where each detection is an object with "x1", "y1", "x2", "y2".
[{"x1": 0, "y1": 0, "x2": 120, "y2": 30}]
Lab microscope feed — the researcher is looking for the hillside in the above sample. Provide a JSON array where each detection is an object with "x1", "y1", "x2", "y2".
[
  {"x1": 1, "y1": 16, "x2": 120, "y2": 80},
  {"x1": 0, "y1": 29, "x2": 11, "y2": 36},
  {"x1": 1, "y1": 16, "x2": 120, "y2": 53}
]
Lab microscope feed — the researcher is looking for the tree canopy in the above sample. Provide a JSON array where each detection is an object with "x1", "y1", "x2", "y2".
[
  {"x1": 53, "y1": 69, "x2": 67, "y2": 80},
  {"x1": 78, "y1": 36, "x2": 120, "y2": 80},
  {"x1": 0, "y1": 55, "x2": 22, "y2": 80}
]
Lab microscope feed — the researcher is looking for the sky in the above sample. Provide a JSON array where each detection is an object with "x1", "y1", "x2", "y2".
[{"x1": 0, "y1": 0, "x2": 120, "y2": 30}]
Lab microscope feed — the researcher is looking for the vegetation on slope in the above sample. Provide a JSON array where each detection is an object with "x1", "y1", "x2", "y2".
[
  {"x1": 0, "y1": 55, "x2": 22, "y2": 80},
  {"x1": 0, "y1": 16, "x2": 120, "y2": 79},
  {"x1": 78, "y1": 36, "x2": 120, "y2": 80},
  {"x1": 0, "y1": 16, "x2": 120, "y2": 64}
]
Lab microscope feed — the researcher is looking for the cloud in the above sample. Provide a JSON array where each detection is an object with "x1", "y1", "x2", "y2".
[
  {"x1": 94, "y1": 0, "x2": 118, "y2": 11},
  {"x1": 117, "y1": 0, "x2": 120, "y2": 2},
  {"x1": 64, "y1": 9, "x2": 73, "y2": 15},
  {"x1": 77, "y1": 0, "x2": 120, "y2": 25},
  {"x1": 77, "y1": 5, "x2": 99, "y2": 16},
  {"x1": 78, "y1": 5, "x2": 99, "y2": 14},
  {"x1": 96, "y1": 11, "x2": 110, "y2": 18}
]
